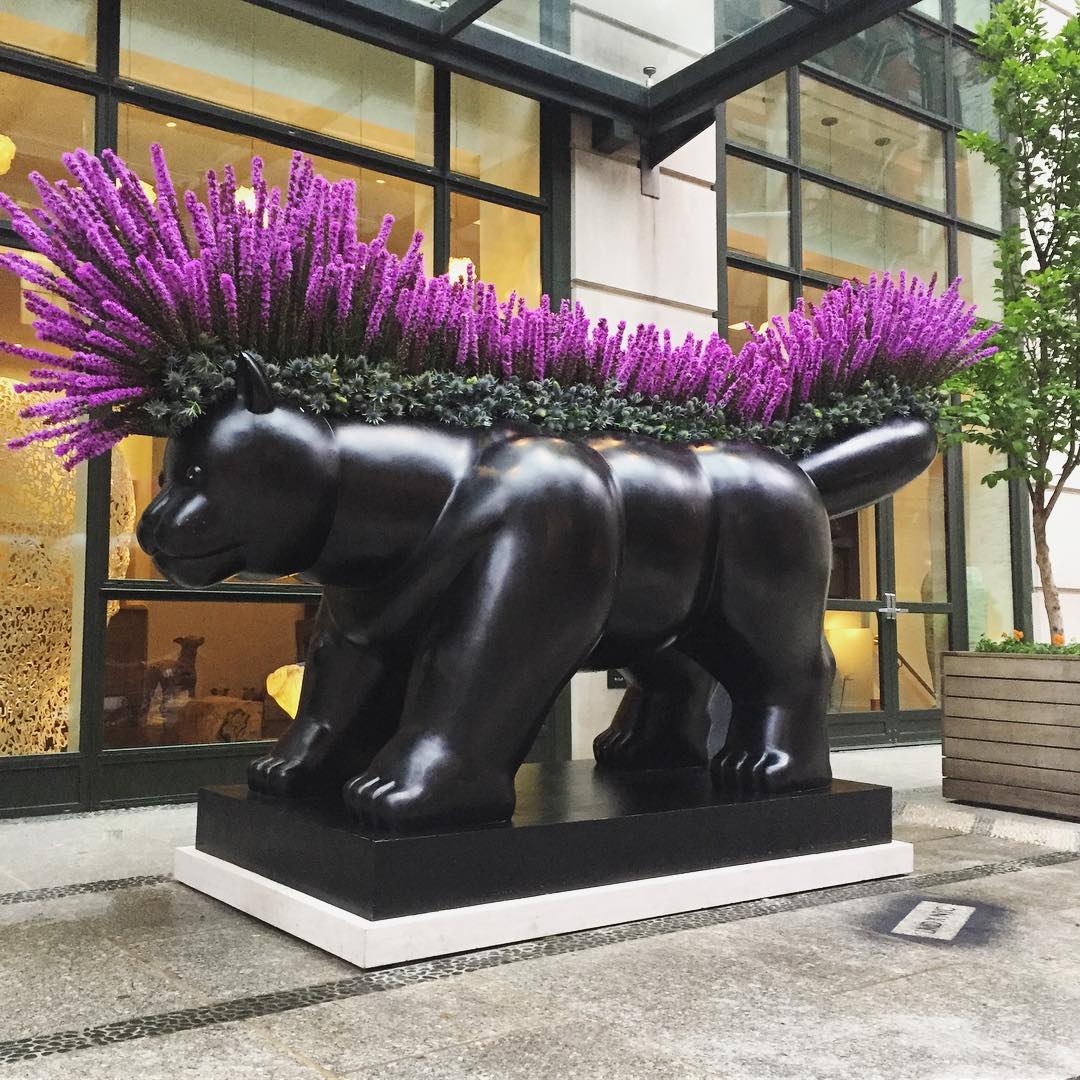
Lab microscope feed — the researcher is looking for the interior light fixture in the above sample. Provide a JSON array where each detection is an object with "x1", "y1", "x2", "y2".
[
  {"x1": 448, "y1": 256, "x2": 475, "y2": 284},
  {"x1": 0, "y1": 134, "x2": 15, "y2": 176},
  {"x1": 165, "y1": 121, "x2": 178, "y2": 129},
  {"x1": 375, "y1": 177, "x2": 386, "y2": 184},
  {"x1": 820, "y1": 116, "x2": 839, "y2": 127},
  {"x1": 234, "y1": 185, "x2": 258, "y2": 212}
]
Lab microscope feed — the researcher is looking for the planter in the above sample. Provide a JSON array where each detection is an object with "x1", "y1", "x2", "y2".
[{"x1": 942, "y1": 651, "x2": 1080, "y2": 820}]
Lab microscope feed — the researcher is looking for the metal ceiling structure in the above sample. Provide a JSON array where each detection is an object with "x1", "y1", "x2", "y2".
[{"x1": 256, "y1": 0, "x2": 920, "y2": 166}]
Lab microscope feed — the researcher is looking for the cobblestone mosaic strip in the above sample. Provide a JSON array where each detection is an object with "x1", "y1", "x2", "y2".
[
  {"x1": 0, "y1": 874, "x2": 171, "y2": 907},
  {"x1": 0, "y1": 850, "x2": 1075, "y2": 1066}
]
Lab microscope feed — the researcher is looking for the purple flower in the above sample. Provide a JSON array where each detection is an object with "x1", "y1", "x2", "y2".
[{"x1": 1, "y1": 147, "x2": 997, "y2": 467}]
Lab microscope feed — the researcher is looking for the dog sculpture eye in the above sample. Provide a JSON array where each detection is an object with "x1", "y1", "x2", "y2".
[{"x1": 184, "y1": 465, "x2": 204, "y2": 485}]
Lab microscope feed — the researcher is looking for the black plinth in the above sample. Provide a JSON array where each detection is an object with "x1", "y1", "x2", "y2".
[{"x1": 195, "y1": 762, "x2": 892, "y2": 921}]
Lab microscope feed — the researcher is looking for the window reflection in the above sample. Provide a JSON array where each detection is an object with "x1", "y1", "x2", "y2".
[
  {"x1": 0, "y1": 0, "x2": 96, "y2": 68},
  {"x1": 0, "y1": 72, "x2": 95, "y2": 225},
  {"x1": 103, "y1": 599, "x2": 316, "y2": 748},
  {"x1": 727, "y1": 157, "x2": 790, "y2": 265},
  {"x1": 897, "y1": 613, "x2": 948, "y2": 708},
  {"x1": 450, "y1": 195, "x2": 541, "y2": 307},
  {"x1": 954, "y1": 0, "x2": 991, "y2": 30},
  {"x1": 829, "y1": 507, "x2": 878, "y2": 601},
  {"x1": 727, "y1": 73, "x2": 788, "y2": 157},
  {"x1": 726, "y1": 268, "x2": 790, "y2": 351},
  {"x1": 963, "y1": 445, "x2": 1014, "y2": 644},
  {"x1": 800, "y1": 76, "x2": 945, "y2": 212},
  {"x1": 117, "y1": 106, "x2": 435, "y2": 272},
  {"x1": 451, "y1": 75, "x2": 540, "y2": 196},
  {"x1": 120, "y1": 0, "x2": 435, "y2": 164},
  {"x1": 956, "y1": 142, "x2": 1002, "y2": 229},
  {"x1": 957, "y1": 231, "x2": 1001, "y2": 320},
  {"x1": 810, "y1": 17, "x2": 947, "y2": 115},
  {"x1": 893, "y1": 454, "x2": 947, "y2": 603},
  {"x1": 953, "y1": 45, "x2": 996, "y2": 133},
  {"x1": 802, "y1": 181, "x2": 947, "y2": 283}
]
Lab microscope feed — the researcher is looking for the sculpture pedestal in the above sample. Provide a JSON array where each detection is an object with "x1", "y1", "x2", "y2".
[{"x1": 175, "y1": 762, "x2": 911, "y2": 969}]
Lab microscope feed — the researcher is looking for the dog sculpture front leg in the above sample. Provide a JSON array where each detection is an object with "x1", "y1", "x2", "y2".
[{"x1": 248, "y1": 595, "x2": 407, "y2": 798}]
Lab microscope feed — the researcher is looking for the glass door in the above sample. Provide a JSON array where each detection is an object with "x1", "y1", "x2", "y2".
[{"x1": 826, "y1": 455, "x2": 952, "y2": 748}]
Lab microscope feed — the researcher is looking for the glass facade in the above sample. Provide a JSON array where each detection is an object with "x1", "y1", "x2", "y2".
[
  {"x1": 0, "y1": 0, "x2": 1025, "y2": 794},
  {"x1": 723, "y1": 2, "x2": 1014, "y2": 747},
  {"x1": 0, "y1": 0, "x2": 548, "y2": 798}
]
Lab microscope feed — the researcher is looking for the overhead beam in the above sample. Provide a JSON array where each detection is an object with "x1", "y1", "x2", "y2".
[
  {"x1": 440, "y1": 0, "x2": 503, "y2": 38},
  {"x1": 645, "y1": 0, "x2": 919, "y2": 165},
  {"x1": 248, "y1": 0, "x2": 649, "y2": 123}
]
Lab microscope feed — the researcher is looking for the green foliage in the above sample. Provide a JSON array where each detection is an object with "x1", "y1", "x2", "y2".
[
  {"x1": 138, "y1": 347, "x2": 943, "y2": 460},
  {"x1": 974, "y1": 634, "x2": 1080, "y2": 655},
  {"x1": 945, "y1": 0, "x2": 1080, "y2": 500}
]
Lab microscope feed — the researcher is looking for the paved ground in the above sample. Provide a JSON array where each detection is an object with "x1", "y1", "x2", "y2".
[{"x1": 1, "y1": 748, "x2": 1078, "y2": 1079}]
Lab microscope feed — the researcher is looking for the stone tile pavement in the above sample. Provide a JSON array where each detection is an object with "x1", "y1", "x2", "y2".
[{"x1": 0, "y1": 747, "x2": 1078, "y2": 1078}]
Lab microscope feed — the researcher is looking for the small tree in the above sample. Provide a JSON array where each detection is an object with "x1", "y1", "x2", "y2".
[{"x1": 949, "y1": 0, "x2": 1080, "y2": 641}]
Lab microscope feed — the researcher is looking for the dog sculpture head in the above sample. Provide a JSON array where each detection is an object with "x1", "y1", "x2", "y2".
[{"x1": 136, "y1": 355, "x2": 339, "y2": 588}]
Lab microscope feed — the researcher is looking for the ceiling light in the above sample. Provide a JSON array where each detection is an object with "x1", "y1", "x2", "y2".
[
  {"x1": 375, "y1": 178, "x2": 386, "y2": 184},
  {"x1": 448, "y1": 256, "x2": 475, "y2": 284},
  {"x1": 820, "y1": 116, "x2": 839, "y2": 128},
  {"x1": 165, "y1": 121, "x2": 177, "y2": 129},
  {"x1": 235, "y1": 185, "x2": 258, "y2": 212},
  {"x1": 0, "y1": 134, "x2": 15, "y2": 177}
]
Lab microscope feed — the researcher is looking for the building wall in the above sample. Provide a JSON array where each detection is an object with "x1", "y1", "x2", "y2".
[{"x1": 567, "y1": 111, "x2": 718, "y2": 753}]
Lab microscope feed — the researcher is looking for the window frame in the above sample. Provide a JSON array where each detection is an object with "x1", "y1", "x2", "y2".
[{"x1": 0, "y1": 0, "x2": 567, "y2": 809}]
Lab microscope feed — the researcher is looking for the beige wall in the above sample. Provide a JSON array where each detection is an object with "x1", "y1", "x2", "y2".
[{"x1": 568, "y1": 93, "x2": 719, "y2": 753}]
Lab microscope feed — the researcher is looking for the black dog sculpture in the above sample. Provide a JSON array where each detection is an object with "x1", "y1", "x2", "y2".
[{"x1": 136, "y1": 355, "x2": 937, "y2": 831}]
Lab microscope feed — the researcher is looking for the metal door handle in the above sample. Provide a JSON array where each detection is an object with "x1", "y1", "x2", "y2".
[{"x1": 877, "y1": 592, "x2": 908, "y2": 620}]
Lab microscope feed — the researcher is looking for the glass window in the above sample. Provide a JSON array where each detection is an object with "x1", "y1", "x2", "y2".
[
  {"x1": 116, "y1": 107, "x2": 435, "y2": 272},
  {"x1": 451, "y1": 75, "x2": 540, "y2": 196},
  {"x1": 726, "y1": 268, "x2": 790, "y2": 351},
  {"x1": 0, "y1": 72, "x2": 95, "y2": 225},
  {"x1": 956, "y1": 231, "x2": 1001, "y2": 320},
  {"x1": 726, "y1": 73, "x2": 788, "y2": 157},
  {"x1": 897, "y1": 613, "x2": 948, "y2": 708},
  {"x1": 954, "y1": 0, "x2": 991, "y2": 31},
  {"x1": 893, "y1": 454, "x2": 947, "y2": 603},
  {"x1": 953, "y1": 45, "x2": 996, "y2": 133},
  {"x1": 802, "y1": 181, "x2": 948, "y2": 283},
  {"x1": 109, "y1": 434, "x2": 317, "y2": 586},
  {"x1": 119, "y1": 0, "x2": 435, "y2": 164},
  {"x1": 0, "y1": 249, "x2": 96, "y2": 756},
  {"x1": 963, "y1": 445, "x2": 1014, "y2": 645},
  {"x1": 450, "y1": 195, "x2": 542, "y2": 307},
  {"x1": 829, "y1": 509, "x2": 878, "y2": 601},
  {"x1": 800, "y1": 76, "x2": 946, "y2": 212},
  {"x1": 825, "y1": 611, "x2": 882, "y2": 713},
  {"x1": 912, "y1": 0, "x2": 942, "y2": 19},
  {"x1": 726, "y1": 157, "x2": 790, "y2": 265},
  {"x1": 477, "y1": 0, "x2": 540, "y2": 41},
  {"x1": 956, "y1": 141, "x2": 1002, "y2": 229},
  {"x1": 102, "y1": 599, "x2": 317, "y2": 748},
  {"x1": 0, "y1": 0, "x2": 96, "y2": 67},
  {"x1": 809, "y1": 16, "x2": 947, "y2": 115}
]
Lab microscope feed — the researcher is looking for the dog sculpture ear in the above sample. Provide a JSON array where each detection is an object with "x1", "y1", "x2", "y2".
[{"x1": 236, "y1": 351, "x2": 274, "y2": 415}]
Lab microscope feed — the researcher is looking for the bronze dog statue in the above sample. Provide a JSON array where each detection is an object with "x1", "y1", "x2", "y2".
[{"x1": 136, "y1": 355, "x2": 936, "y2": 831}]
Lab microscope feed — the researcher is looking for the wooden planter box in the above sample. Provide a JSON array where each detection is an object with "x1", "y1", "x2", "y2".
[{"x1": 942, "y1": 651, "x2": 1080, "y2": 821}]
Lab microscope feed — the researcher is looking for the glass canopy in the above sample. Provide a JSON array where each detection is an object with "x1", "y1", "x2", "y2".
[{"x1": 289, "y1": 0, "x2": 921, "y2": 164}]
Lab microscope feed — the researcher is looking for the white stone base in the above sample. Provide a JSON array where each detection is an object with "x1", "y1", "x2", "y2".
[{"x1": 174, "y1": 841, "x2": 913, "y2": 969}]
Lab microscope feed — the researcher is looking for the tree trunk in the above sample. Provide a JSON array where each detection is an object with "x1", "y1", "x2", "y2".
[{"x1": 1031, "y1": 499, "x2": 1065, "y2": 641}]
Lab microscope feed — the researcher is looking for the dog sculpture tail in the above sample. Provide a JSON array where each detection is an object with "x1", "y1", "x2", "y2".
[{"x1": 798, "y1": 417, "x2": 939, "y2": 519}]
